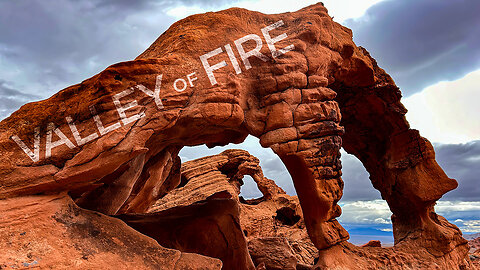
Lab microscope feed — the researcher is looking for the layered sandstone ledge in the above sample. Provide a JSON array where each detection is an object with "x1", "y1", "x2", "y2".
[{"x1": 0, "y1": 3, "x2": 474, "y2": 269}]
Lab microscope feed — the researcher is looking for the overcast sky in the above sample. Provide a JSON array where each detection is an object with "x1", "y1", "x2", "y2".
[{"x1": 0, "y1": 0, "x2": 478, "y2": 243}]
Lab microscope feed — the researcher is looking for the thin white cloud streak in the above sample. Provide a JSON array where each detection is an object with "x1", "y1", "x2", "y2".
[
  {"x1": 435, "y1": 201, "x2": 480, "y2": 214},
  {"x1": 460, "y1": 220, "x2": 480, "y2": 233},
  {"x1": 338, "y1": 200, "x2": 480, "y2": 233},
  {"x1": 338, "y1": 200, "x2": 392, "y2": 225}
]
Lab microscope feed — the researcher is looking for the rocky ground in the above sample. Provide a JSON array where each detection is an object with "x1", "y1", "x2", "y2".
[{"x1": 469, "y1": 236, "x2": 480, "y2": 268}]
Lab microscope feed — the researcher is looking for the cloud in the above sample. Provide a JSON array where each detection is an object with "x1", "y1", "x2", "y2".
[
  {"x1": 179, "y1": 140, "x2": 480, "y2": 236},
  {"x1": 0, "y1": 0, "x2": 226, "y2": 120},
  {"x1": 179, "y1": 139, "x2": 384, "y2": 201},
  {"x1": 0, "y1": 0, "x2": 386, "y2": 120},
  {"x1": 460, "y1": 220, "x2": 480, "y2": 233},
  {"x1": 0, "y1": 0, "x2": 181, "y2": 100},
  {"x1": 434, "y1": 140, "x2": 480, "y2": 202},
  {"x1": 0, "y1": 0, "x2": 476, "y2": 234},
  {"x1": 338, "y1": 200, "x2": 480, "y2": 243},
  {"x1": 345, "y1": 0, "x2": 480, "y2": 96},
  {"x1": 166, "y1": 0, "x2": 386, "y2": 23},
  {"x1": 338, "y1": 200, "x2": 392, "y2": 224},
  {"x1": 435, "y1": 201, "x2": 480, "y2": 215},
  {"x1": 435, "y1": 201, "x2": 480, "y2": 233},
  {"x1": 240, "y1": 175, "x2": 264, "y2": 198},
  {"x1": 340, "y1": 150, "x2": 382, "y2": 201},
  {"x1": 342, "y1": 224, "x2": 394, "y2": 245},
  {"x1": 0, "y1": 80, "x2": 41, "y2": 119},
  {"x1": 179, "y1": 139, "x2": 480, "y2": 204},
  {"x1": 320, "y1": 0, "x2": 385, "y2": 22},
  {"x1": 342, "y1": 67, "x2": 480, "y2": 202},
  {"x1": 403, "y1": 69, "x2": 480, "y2": 144},
  {"x1": 340, "y1": 140, "x2": 480, "y2": 203}
]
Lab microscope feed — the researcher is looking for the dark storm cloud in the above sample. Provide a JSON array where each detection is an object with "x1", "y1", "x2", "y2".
[
  {"x1": 0, "y1": 80, "x2": 41, "y2": 119},
  {"x1": 340, "y1": 152, "x2": 382, "y2": 202},
  {"x1": 0, "y1": 0, "x2": 165, "y2": 119},
  {"x1": 94, "y1": 0, "x2": 236, "y2": 9},
  {"x1": 0, "y1": 0, "x2": 476, "y2": 208},
  {"x1": 435, "y1": 140, "x2": 480, "y2": 201},
  {"x1": 0, "y1": 0, "x2": 171, "y2": 88},
  {"x1": 0, "y1": 0, "x2": 239, "y2": 120},
  {"x1": 339, "y1": 141, "x2": 480, "y2": 202},
  {"x1": 345, "y1": 0, "x2": 480, "y2": 96}
]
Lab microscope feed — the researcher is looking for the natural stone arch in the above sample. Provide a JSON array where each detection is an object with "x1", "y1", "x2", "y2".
[
  {"x1": 334, "y1": 53, "x2": 463, "y2": 256},
  {"x1": 0, "y1": 3, "x2": 469, "y2": 268}
]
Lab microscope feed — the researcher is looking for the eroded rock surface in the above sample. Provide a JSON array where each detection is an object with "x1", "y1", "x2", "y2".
[
  {"x1": 0, "y1": 194, "x2": 222, "y2": 269},
  {"x1": 147, "y1": 149, "x2": 316, "y2": 269},
  {"x1": 0, "y1": 2, "x2": 473, "y2": 269},
  {"x1": 470, "y1": 237, "x2": 480, "y2": 268},
  {"x1": 248, "y1": 237, "x2": 298, "y2": 270},
  {"x1": 120, "y1": 192, "x2": 255, "y2": 270},
  {"x1": 139, "y1": 149, "x2": 476, "y2": 269}
]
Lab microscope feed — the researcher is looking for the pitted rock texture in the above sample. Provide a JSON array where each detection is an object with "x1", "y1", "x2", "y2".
[
  {"x1": 149, "y1": 149, "x2": 284, "y2": 212},
  {"x1": 248, "y1": 237, "x2": 299, "y2": 270},
  {"x1": 0, "y1": 194, "x2": 222, "y2": 269},
  {"x1": 470, "y1": 237, "x2": 480, "y2": 268},
  {"x1": 147, "y1": 149, "x2": 318, "y2": 269},
  {"x1": 120, "y1": 192, "x2": 255, "y2": 270},
  {"x1": 471, "y1": 237, "x2": 480, "y2": 252},
  {"x1": 131, "y1": 149, "x2": 476, "y2": 270},
  {"x1": 239, "y1": 191, "x2": 318, "y2": 266},
  {"x1": 0, "y1": 3, "x2": 472, "y2": 269}
]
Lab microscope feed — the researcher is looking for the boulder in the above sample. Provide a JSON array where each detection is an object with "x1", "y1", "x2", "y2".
[{"x1": 362, "y1": 240, "x2": 382, "y2": 248}]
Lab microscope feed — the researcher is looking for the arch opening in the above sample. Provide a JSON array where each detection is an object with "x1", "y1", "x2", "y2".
[
  {"x1": 179, "y1": 135, "x2": 295, "y2": 196},
  {"x1": 338, "y1": 150, "x2": 394, "y2": 246},
  {"x1": 239, "y1": 175, "x2": 263, "y2": 200}
]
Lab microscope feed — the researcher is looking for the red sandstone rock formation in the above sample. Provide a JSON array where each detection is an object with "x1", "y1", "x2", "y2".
[
  {"x1": 120, "y1": 192, "x2": 255, "y2": 270},
  {"x1": 248, "y1": 237, "x2": 299, "y2": 270},
  {"x1": 471, "y1": 237, "x2": 480, "y2": 251},
  {"x1": 127, "y1": 149, "x2": 477, "y2": 269},
  {"x1": 142, "y1": 149, "x2": 317, "y2": 269},
  {"x1": 0, "y1": 3, "x2": 473, "y2": 269},
  {"x1": 362, "y1": 240, "x2": 382, "y2": 248},
  {"x1": 0, "y1": 194, "x2": 221, "y2": 269},
  {"x1": 470, "y1": 237, "x2": 480, "y2": 268}
]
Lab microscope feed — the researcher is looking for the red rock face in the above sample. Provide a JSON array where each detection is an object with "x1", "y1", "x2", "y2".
[
  {"x1": 0, "y1": 3, "x2": 472, "y2": 269},
  {"x1": 470, "y1": 237, "x2": 480, "y2": 268},
  {"x1": 125, "y1": 149, "x2": 474, "y2": 269},
  {"x1": 119, "y1": 193, "x2": 255, "y2": 270},
  {"x1": 0, "y1": 194, "x2": 222, "y2": 269}
]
